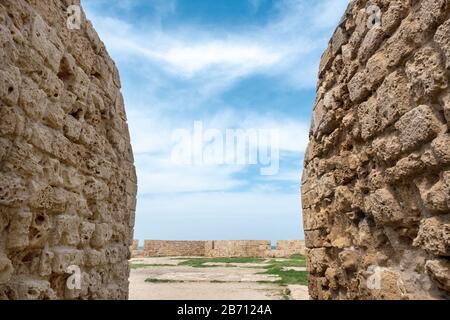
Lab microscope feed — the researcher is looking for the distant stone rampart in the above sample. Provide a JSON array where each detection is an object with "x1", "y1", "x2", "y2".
[{"x1": 131, "y1": 240, "x2": 305, "y2": 258}]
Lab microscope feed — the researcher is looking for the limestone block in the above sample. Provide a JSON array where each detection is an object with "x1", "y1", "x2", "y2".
[
  {"x1": 91, "y1": 223, "x2": 112, "y2": 248},
  {"x1": 385, "y1": 154, "x2": 425, "y2": 182},
  {"x1": 79, "y1": 221, "x2": 95, "y2": 247},
  {"x1": 31, "y1": 124, "x2": 54, "y2": 154},
  {"x1": 51, "y1": 248, "x2": 83, "y2": 274},
  {"x1": 305, "y1": 229, "x2": 328, "y2": 248},
  {"x1": 0, "y1": 66, "x2": 20, "y2": 106},
  {"x1": 42, "y1": 157, "x2": 63, "y2": 186},
  {"x1": 0, "y1": 173, "x2": 27, "y2": 207},
  {"x1": 30, "y1": 15, "x2": 63, "y2": 72},
  {"x1": 405, "y1": 47, "x2": 448, "y2": 100},
  {"x1": 338, "y1": 249, "x2": 359, "y2": 271},
  {"x1": 0, "y1": 253, "x2": 13, "y2": 284},
  {"x1": 38, "y1": 250, "x2": 54, "y2": 277},
  {"x1": 348, "y1": 70, "x2": 370, "y2": 103},
  {"x1": 307, "y1": 248, "x2": 328, "y2": 274},
  {"x1": 52, "y1": 215, "x2": 81, "y2": 246},
  {"x1": 395, "y1": 105, "x2": 441, "y2": 152},
  {"x1": 384, "y1": 17, "x2": 421, "y2": 68},
  {"x1": 431, "y1": 134, "x2": 450, "y2": 165},
  {"x1": 42, "y1": 103, "x2": 65, "y2": 129},
  {"x1": 61, "y1": 167, "x2": 84, "y2": 192},
  {"x1": 435, "y1": 18, "x2": 450, "y2": 69},
  {"x1": 83, "y1": 178, "x2": 109, "y2": 201},
  {"x1": 63, "y1": 114, "x2": 82, "y2": 142},
  {"x1": 30, "y1": 212, "x2": 51, "y2": 248},
  {"x1": 365, "y1": 188, "x2": 404, "y2": 224},
  {"x1": 421, "y1": 171, "x2": 450, "y2": 212},
  {"x1": 303, "y1": 208, "x2": 329, "y2": 231},
  {"x1": 0, "y1": 105, "x2": 24, "y2": 137},
  {"x1": 331, "y1": 27, "x2": 348, "y2": 55},
  {"x1": 29, "y1": 185, "x2": 66, "y2": 213},
  {"x1": 357, "y1": 97, "x2": 379, "y2": 140},
  {"x1": 7, "y1": 210, "x2": 32, "y2": 249},
  {"x1": 426, "y1": 259, "x2": 450, "y2": 293},
  {"x1": 415, "y1": 0, "x2": 449, "y2": 32},
  {"x1": 357, "y1": 27, "x2": 385, "y2": 63},
  {"x1": 84, "y1": 249, "x2": 106, "y2": 267},
  {"x1": 18, "y1": 78, "x2": 48, "y2": 121},
  {"x1": 382, "y1": 1, "x2": 409, "y2": 35},
  {"x1": 372, "y1": 134, "x2": 402, "y2": 162},
  {"x1": 376, "y1": 71, "x2": 411, "y2": 130},
  {"x1": 413, "y1": 216, "x2": 450, "y2": 256},
  {"x1": 12, "y1": 278, "x2": 56, "y2": 300}
]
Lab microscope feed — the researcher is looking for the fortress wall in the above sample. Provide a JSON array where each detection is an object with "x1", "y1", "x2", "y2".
[
  {"x1": 273, "y1": 240, "x2": 306, "y2": 257},
  {"x1": 302, "y1": 0, "x2": 450, "y2": 300},
  {"x1": 0, "y1": 0, "x2": 136, "y2": 299},
  {"x1": 137, "y1": 240, "x2": 305, "y2": 258},
  {"x1": 205, "y1": 240, "x2": 271, "y2": 258},
  {"x1": 143, "y1": 240, "x2": 207, "y2": 257}
]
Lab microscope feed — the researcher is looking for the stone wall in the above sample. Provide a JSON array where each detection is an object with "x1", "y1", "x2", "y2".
[
  {"x1": 272, "y1": 240, "x2": 306, "y2": 257},
  {"x1": 143, "y1": 240, "x2": 206, "y2": 257},
  {"x1": 0, "y1": 0, "x2": 136, "y2": 299},
  {"x1": 302, "y1": 0, "x2": 450, "y2": 300},
  {"x1": 205, "y1": 240, "x2": 271, "y2": 257},
  {"x1": 138, "y1": 240, "x2": 305, "y2": 258}
]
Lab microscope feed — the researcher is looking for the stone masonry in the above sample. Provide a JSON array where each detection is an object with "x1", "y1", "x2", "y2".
[
  {"x1": 205, "y1": 240, "x2": 271, "y2": 257},
  {"x1": 137, "y1": 240, "x2": 305, "y2": 258},
  {"x1": 302, "y1": 0, "x2": 450, "y2": 300},
  {"x1": 144, "y1": 240, "x2": 206, "y2": 257},
  {"x1": 0, "y1": 1, "x2": 137, "y2": 299}
]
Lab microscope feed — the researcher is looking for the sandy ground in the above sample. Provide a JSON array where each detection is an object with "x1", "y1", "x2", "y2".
[{"x1": 128, "y1": 257, "x2": 309, "y2": 300}]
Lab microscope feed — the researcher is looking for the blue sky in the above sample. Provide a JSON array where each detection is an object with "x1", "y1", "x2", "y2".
[{"x1": 82, "y1": 0, "x2": 349, "y2": 242}]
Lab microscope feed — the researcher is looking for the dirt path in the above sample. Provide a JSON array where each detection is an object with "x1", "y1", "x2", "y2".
[{"x1": 128, "y1": 257, "x2": 309, "y2": 300}]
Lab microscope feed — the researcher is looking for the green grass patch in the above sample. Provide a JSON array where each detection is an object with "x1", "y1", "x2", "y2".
[
  {"x1": 282, "y1": 288, "x2": 292, "y2": 300},
  {"x1": 145, "y1": 278, "x2": 184, "y2": 283},
  {"x1": 257, "y1": 255, "x2": 308, "y2": 286},
  {"x1": 258, "y1": 267, "x2": 308, "y2": 286},
  {"x1": 178, "y1": 257, "x2": 265, "y2": 268},
  {"x1": 130, "y1": 263, "x2": 174, "y2": 269}
]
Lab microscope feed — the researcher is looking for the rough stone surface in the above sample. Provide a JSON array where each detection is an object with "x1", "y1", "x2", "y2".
[
  {"x1": 138, "y1": 240, "x2": 306, "y2": 258},
  {"x1": 302, "y1": 0, "x2": 450, "y2": 300},
  {"x1": 0, "y1": 1, "x2": 136, "y2": 299}
]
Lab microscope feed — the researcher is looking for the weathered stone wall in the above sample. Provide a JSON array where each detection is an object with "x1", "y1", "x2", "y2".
[
  {"x1": 205, "y1": 240, "x2": 271, "y2": 257},
  {"x1": 0, "y1": 0, "x2": 137, "y2": 299},
  {"x1": 138, "y1": 240, "x2": 305, "y2": 258},
  {"x1": 302, "y1": 0, "x2": 450, "y2": 300},
  {"x1": 272, "y1": 240, "x2": 306, "y2": 257},
  {"x1": 144, "y1": 240, "x2": 206, "y2": 257}
]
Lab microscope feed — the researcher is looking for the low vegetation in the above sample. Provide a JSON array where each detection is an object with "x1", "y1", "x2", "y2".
[
  {"x1": 177, "y1": 257, "x2": 265, "y2": 268},
  {"x1": 130, "y1": 263, "x2": 174, "y2": 269},
  {"x1": 178, "y1": 255, "x2": 308, "y2": 285},
  {"x1": 144, "y1": 278, "x2": 184, "y2": 283}
]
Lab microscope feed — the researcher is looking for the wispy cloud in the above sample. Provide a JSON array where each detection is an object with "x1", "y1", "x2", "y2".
[{"x1": 81, "y1": 0, "x2": 348, "y2": 240}]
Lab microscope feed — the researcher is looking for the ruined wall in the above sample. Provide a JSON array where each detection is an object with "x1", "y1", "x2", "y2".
[
  {"x1": 205, "y1": 240, "x2": 271, "y2": 258},
  {"x1": 302, "y1": 0, "x2": 450, "y2": 300},
  {"x1": 272, "y1": 240, "x2": 306, "y2": 257},
  {"x1": 138, "y1": 240, "x2": 305, "y2": 258},
  {"x1": 144, "y1": 240, "x2": 206, "y2": 257},
  {"x1": 0, "y1": 0, "x2": 137, "y2": 299}
]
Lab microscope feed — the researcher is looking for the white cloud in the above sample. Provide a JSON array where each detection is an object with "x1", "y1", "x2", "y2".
[
  {"x1": 85, "y1": 0, "x2": 349, "y2": 92},
  {"x1": 81, "y1": 0, "x2": 349, "y2": 239},
  {"x1": 129, "y1": 108, "x2": 309, "y2": 194}
]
